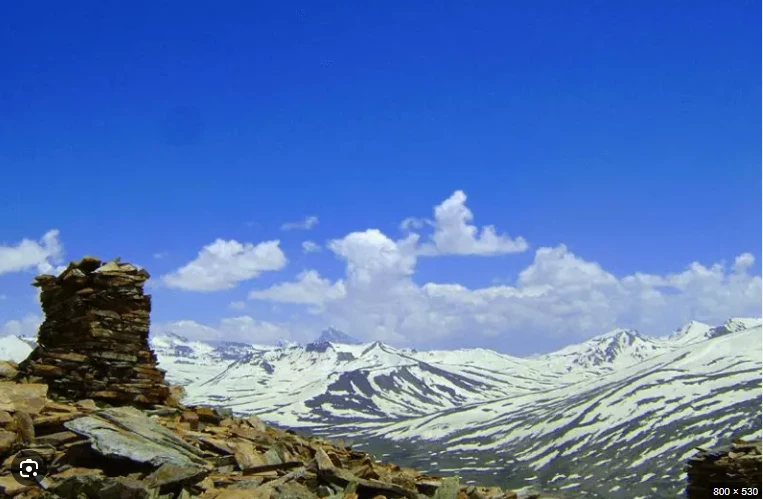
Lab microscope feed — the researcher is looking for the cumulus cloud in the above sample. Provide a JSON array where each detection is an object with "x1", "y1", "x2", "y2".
[
  {"x1": 400, "y1": 217, "x2": 428, "y2": 232},
  {"x1": 0, "y1": 230, "x2": 65, "y2": 277},
  {"x1": 417, "y1": 191, "x2": 528, "y2": 256},
  {"x1": 161, "y1": 239, "x2": 287, "y2": 291},
  {"x1": 245, "y1": 233, "x2": 761, "y2": 348},
  {"x1": 153, "y1": 316, "x2": 291, "y2": 343},
  {"x1": 229, "y1": 301, "x2": 246, "y2": 310},
  {"x1": 249, "y1": 270, "x2": 346, "y2": 308},
  {"x1": 301, "y1": 241, "x2": 322, "y2": 253},
  {"x1": 328, "y1": 230, "x2": 419, "y2": 284},
  {"x1": 281, "y1": 216, "x2": 319, "y2": 231}
]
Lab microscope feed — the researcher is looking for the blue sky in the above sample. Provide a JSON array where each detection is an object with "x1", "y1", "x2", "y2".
[{"x1": 0, "y1": 2, "x2": 760, "y2": 355}]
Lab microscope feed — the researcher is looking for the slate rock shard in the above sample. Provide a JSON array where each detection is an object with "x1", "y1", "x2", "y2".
[
  {"x1": 685, "y1": 440, "x2": 762, "y2": 498},
  {"x1": 15, "y1": 256, "x2": 172, "y2": 406}
]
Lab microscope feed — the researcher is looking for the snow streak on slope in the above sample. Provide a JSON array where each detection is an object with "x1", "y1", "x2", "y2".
[
  {"x1": 182, "y1": 340, "x2": 542, "y2": 426},
  {"x1": 151, "y1": 333, "x2": 270, "y2": 386},
  {"x1": 533, "y1": 328, "x2": 672, "y2": 373},
  {"x1": 340, "y1": 326, "x2": 762, "y2": 498}
]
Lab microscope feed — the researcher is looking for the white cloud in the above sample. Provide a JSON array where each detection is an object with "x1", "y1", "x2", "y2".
[
  {"x1": 400, "y1": 217, "x2": 428, "y2": 232},
  {"x1": 281, "y1": 216, "x2": 319, "y2": 231},
  {"x1": 417, "y1": 191, "x2": 528, "y2": 256},
  {"x1": 217, "y1": 316, "x2": 291, "y2": 343},
  {"x1": 0, "y1": 230, "x2": 65, "y2": 277},
  {"x1": 161, "y1": 239, "x2": 287, "y2": 291},
  {"x1": 244, "y1": 226, "x2": 761, "y2": 347},
  {"x1": 301, "y1": 241, "x2": 322, "y2": 253},
  {"x1": 229, "y1": 301, "x2": 246, "y2": 310},
  {"x1": 153, "y1": 251, "x2": 169, "y2": 260},
  {"x1": 153, "y1": 316, "x2": 291, "y2": 343},
  {"x1": 733, "y1": 252, "x2": 755, "y2": 273},
  {"x1": 327, "y1": 230, "x2": 420, "y2": 284},
  {"x1": 0, "y1": 314, "x2": 41, "y2": 337},
  {"x1": 249, "y1": 270, "x2": 346, "y2": 307}
]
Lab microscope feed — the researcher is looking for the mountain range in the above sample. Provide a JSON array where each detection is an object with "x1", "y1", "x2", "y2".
[{"x1": 1, "y1": 318, "x2": 761, "y2": 498}]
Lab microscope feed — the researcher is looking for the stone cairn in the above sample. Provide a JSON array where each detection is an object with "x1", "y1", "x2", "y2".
[
  {"x1": 685, "y1": 440, "x2": 762, "y2": 498},
  {"x1": 15, "y1": 256, "x2": 171, "y2": 406}
]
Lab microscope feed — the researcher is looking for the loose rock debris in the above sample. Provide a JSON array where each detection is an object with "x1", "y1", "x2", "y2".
[
  {"x1": 685, "y1": 439, "x2": 762, "y2": 498},
  {"x1": 0, "y1": 380, "x2": 538, "y2": 499}
]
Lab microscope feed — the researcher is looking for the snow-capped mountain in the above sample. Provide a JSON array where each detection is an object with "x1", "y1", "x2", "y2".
[
  {"x1": 1, "y1": 318, "x2": 760, "y2": 498},
  {"x1": 276, "y1": 339, "x2": 301, "y2": 348},
  {"x1": 534, "y1": 328, "x2": 671, "y2": 373},
  {"x1": 183, "y1": 340, "x2": 531, "y2": 425},
  {"x1": 150, "y1": 332, "x2": 271, "y2": 386},
  {"x1": 337, "y1": 323, "x2": 761, "y2": 497},
  {"x1": 313, "y1": 327, "x2": 362, "y2": 345}
]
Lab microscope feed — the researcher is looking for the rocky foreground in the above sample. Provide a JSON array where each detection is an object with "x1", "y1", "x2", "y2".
[
  {"x1": 0, "y1": 374, "x2": 553, "y2": 499},
  {"x1": 686, "y1": 440, "x2": 762, "y2": 498}
]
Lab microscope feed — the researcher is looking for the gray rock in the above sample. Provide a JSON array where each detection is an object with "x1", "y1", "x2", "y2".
[
  {"x1": 230, "y1": 479, "x2": 267, "y2": 490},
  {"x1": 100, "y1": 478, "x2": 160, "y2": 499},
  {"x1": 65, "y1": 407, "x2": 208, "y2": 469},
  {"x1": 51, "y1": 474, "x2": 106, "y2": 498},
  {"x1": 51, "y1": 474, "x2": 159, "y2": 499},
  {"x1": 315, "y1": 485, "x2": 334, "y2": 497},
  {"x1": 433, "y1": 477, "x2": 460, "y2": 499},
  {"x1": 145, "y1": 462, "x2": 209, "y2": 488},
  {"x1": 273, "y1": 482, "x2": 316, "y2": 499}
]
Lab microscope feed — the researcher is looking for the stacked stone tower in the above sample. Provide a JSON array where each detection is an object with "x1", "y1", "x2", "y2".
[{"x1": 16, "y1": 256, "x2": 171, "y2": 405}]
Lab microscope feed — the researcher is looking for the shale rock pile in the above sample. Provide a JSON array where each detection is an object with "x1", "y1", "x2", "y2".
[
  {"x1": 685, "y1": 440, "x2": 762, "y2": 498},
  {"x1": 0, "y1": 377, "x2": 542, "y2": 499},
  {"x1": 15, "y1": 257, "x2": 172, "y2": 406}
]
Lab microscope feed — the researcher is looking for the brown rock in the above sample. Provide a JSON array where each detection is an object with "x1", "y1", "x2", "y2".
[
  {"x1": 50, "y1": 467, "x2": 104, "y2": 480},
  {"x1": 0, "y1": 410, "x2": 12, "y2": 425},
  {"x1": 76, "y1": 399, "x2": 98, "y2": 411},
  {"x1": 14, "y1": 412, "x2": 35, "y2": 444},
  {"x1": 35, "y1": 430, "x2": 81, "y2": 446},
  {"x1": 246, "y1": 414, "x2": 268, "y2": 432},
  {"x1": 0, "y1": 361, "x2": 18, "y2": 379},
  {"x1": 181, "y1": 410, "x2": 200, "y2": 430},
  {"x1": 0, "y1": 430, "x2": 16, "y2": 454},
  {"x1": 202, "y1": 489, "x2": 272, "y2": 499},
  {"x1": 146, "y1": 462, "x2": 210, "y2": 488},
  {"x1": 0, "y1": 382, "x2": 47, "y2": 415},
  {"x1": 0, "y1": 474, "x2": 32, "y2": 496},
  {"x1": 233, "y1": 440, "x2": 268, "y2": 471},
  {"x1": 196, "y1": 406, "x2": 222, "y2": 424}
]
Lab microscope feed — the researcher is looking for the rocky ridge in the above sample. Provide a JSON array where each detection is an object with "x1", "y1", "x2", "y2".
[{"x1": 0, "y1": 372, "x2": 555, "y2": 499}]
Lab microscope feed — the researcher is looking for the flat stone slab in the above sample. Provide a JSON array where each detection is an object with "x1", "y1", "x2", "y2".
[{"x1": 65, "y1": 406, "x2": 208, "y2": 468}]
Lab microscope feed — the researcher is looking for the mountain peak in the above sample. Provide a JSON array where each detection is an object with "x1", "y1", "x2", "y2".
[
  {"x1": 315, "y1": 327, "x2": 361, "y2": 345},
  {"x1": 589, "y1": 327, "x2": 642, "y2": 341},
  {"x1": 276, "y1": 339, "x2": 300, "y2": 348},
  {"x1": 667, "y1": 320, "x2": 714, "y2": 344}
]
